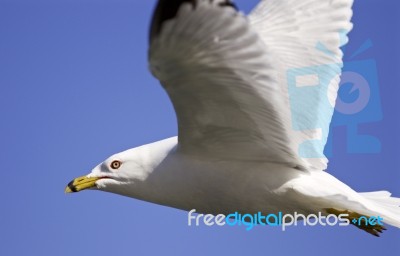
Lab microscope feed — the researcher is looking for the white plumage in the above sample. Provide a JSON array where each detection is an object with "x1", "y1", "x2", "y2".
[{"x1": 66, "y1": 0, "x2": 400, "y2": 236}]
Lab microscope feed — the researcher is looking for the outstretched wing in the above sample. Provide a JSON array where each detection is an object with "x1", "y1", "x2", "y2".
[
  {"x1": 249, "y1": 0, "x2": 354, "y2": 170},
  {"x1": 148, "y1": 0, "x2": 353, "y2": 170}
]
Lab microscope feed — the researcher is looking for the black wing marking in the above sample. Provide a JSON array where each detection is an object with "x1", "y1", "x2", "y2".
[{"x1": 149, "y1": 0, "x2": 237, "y2": 42}]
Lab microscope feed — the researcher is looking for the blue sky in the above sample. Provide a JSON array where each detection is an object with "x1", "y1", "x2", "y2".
[{"x1": 0, "y1": 0, "x2": 399, "y2": 255}]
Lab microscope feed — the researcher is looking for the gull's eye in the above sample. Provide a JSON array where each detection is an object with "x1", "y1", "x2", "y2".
[{"x1": 110, "y1": 160, "x2": 122, "y2": 170}]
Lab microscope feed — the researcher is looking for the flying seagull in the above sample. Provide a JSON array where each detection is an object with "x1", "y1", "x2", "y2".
[{"x1": 65, "y1": 0, "x2": 400, "y2": 236}]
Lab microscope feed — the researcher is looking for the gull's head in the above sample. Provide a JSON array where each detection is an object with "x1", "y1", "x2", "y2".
[
  {"x1": 65, "y1": 148, "x2": 150, "y2": 194},
  {"x1": 65, "y1": 137, "x2": 177, "y2": 195}
]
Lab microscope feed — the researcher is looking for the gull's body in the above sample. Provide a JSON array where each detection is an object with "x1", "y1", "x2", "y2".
[
  {"x1": 92, "y1": 137, "x2": 400, "y2": 227},
  {"x1": 66, "y1": 0, "x2": 400, "y2": 236}
]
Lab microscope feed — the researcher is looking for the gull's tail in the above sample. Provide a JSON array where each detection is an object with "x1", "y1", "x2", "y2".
[
  {"x1": 289, "y1": 171, "x2": 399, "y2": 236},
  {"x1": 325, "y1": 191, "x2": 400, "y2": 236},
  {"x1": 359, "y1": 191, "x2": 400, "y2": 229}
]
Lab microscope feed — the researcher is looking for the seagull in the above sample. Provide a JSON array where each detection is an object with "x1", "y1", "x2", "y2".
[{"x1": 65, "y1": 0, "x2": 400, "y2": 236}]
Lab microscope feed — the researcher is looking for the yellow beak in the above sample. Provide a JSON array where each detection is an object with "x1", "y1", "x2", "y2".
[{"x1": 65, "y1": 176, "x2": 102, "y2": 193}]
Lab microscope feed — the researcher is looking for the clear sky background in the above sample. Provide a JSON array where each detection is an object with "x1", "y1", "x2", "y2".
[{"x1": 0, "y1": 0, "x2": 399, "y2": 255}]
